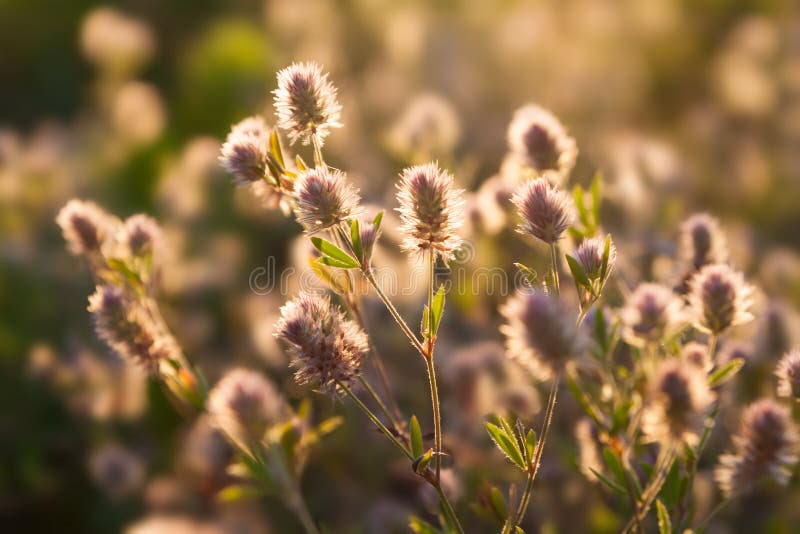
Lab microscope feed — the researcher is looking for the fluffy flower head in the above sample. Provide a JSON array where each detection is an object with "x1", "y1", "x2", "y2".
[
  {"x1": 680, "y1": 213, "x2": 728, "y2": 270},
  {"x1": 574, "y1": 235, "x2": 616, "y2": 284},
  {"x1": 506, "y1": 104, "x2": 578, "y2": 179},
  {"x1": 688, "y1": 263, "x2": 754, "y2": 335},
  {"x1": 622, "y1": 283, "x2": 683, "y2": 346},
  {"x1": 293, "y1": 167, "x2": 361, "y2": 233},
  {"x1": 57, "y1": 199, "x2": 118, "y2": 255},
  {"x1": 122, "y1": 214, "x2": 161, "y2": 257},
  {"x1": 511, "y1": 178, "x2": 573, "y2": 244},
  {"x1": 273, "y1": 62, "x2": 342, "y2": 146},
  {"x1": 776, "y1": 350, "x2": 800, "y2": 399},
  {"x1": 218, "y1": 116, "x2": 271, "y2": 186}
]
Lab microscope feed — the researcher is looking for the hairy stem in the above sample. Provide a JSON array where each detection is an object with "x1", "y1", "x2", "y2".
[
  {"x1": 357, "y1": 374, "x2": 396, "y2": 433},
  {"x1": 362, "y1": 268, "x2": 427, "y2": 356},
  {"x1": 549, "y1": 243, "x2": 561, "y2": 296}
]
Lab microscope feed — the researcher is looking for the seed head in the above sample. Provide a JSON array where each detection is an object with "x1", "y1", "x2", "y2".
[
  {"x1": 88, "y1": 286, "x2": 176, "y2": 372},
  {"x1": 642, "y1": 360, "x2": 715, "y2": 446},
  {"x1": 207, "y1": 368, "x2": 284, "y2": 454},
  {"x1": 680, "y1": 213, "x2": 728, "y2": 270},
  {"x1": 776, "y1": 350, "x2": 800, "y2": 399},
  {"x1": 715, "y1": 399, "x2": 798, "y2": 497},
  {"x1": 622, "y1": 283, "x2": 683, "y2": 346},
  {"x1": 499, "y1": 290, "x2": 584, "y2": 377},
  {"x1": 396, "y1": 162, "x2": 465, "y2": 262},
  {"x1": 275, "y1": 292, "x2": 368, "y2": 393},
  {"x1": 574, "y1": 235, "x2": 616, "y2": 284},
  {"x1": 511, "y1": 178, "x2": 573, "y2": 245},
  {"x1": 688, "y1": 263, "x2": 754, "y2": 335},
  {"x1": 506, "y1": 104, "x2": 578, "y2": 179},
  {"x1": 218, "y1": 116, "x2": 271, "y2": 186},
  {"x1": 293, "y1": 167, "x2": 361, "y2": 233},
  {"x1": 122, "y1": 214, "x2": 161, "y2": 257},
  {"x1": 56, "y1": 199, "x2": 118, "y2": 256},
  {"x1": 681, "y1": 341, "x2": 713, "y2": 374},
  {"x1": 273, "y1": 62, "x2": 342, "y2": 146}
]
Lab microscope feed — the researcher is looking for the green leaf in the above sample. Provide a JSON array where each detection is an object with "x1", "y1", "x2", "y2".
[
  {"x1": 514, "y1": 263, "x2": 538, "y2": 287},
  {"x1": 217, "y1": 484, "x2": 262, "y2": 503},
  {"x1": 591, "y1": 172, "x2": 602, "y2": 225},
  {"x1": 486, "y1": 422, "x2": 526, "y2": 470},
  {"x1": 372, "y1": 211, "x2": 384, "y2": 232},
  {"x1": 295, "y1": 155, "x2": 308, "y2": 171},
  {"x1": 709, "y1": 358, "x2": 745, "y2": 387},
  {"x1": 107, "y1": 257, "x2": 143, "y2": 288},
  {"x1": 602, "y1": 448, "x2": 632, "y2": 497},
  {"x1": 317, "y1": 416, "x2": 343, "y2": 436},
  {"x1": 573, "y1": 185, "x2": 590, "y2": 228},
  {"x1": 412, "y1": 448, "x2": 434, "y2": 475},
  {"x1": 599, "y1": 234, "x2": 612, "y2": 284},
  {"x1": 566, "y1": 254, "x2": 592, "y2": 292},
  {"x1": 265, "y1": 154, "x2": 283, "y2": 184},
  {"x1": 421, "y1": 306, "x2": 430, "y2": 338},
  {"x1": 310, "y1": 237, "x2": 359, "y2": 268},
  {"x1": 430, "y1": 285, "x2": 446, "y2": 337},
  {"x1": 489, "y1": 486, "x2": 508, "y2": 519},
  {"x1": 525, "y1": 429, "x2": 537, "y2": 460},
  {"x1": 410, "y1": 415, "x2": 424, "y2": 459},
  {"x1": 350, "y1": 219, "x2": 362, "y2": 262},
  {"x1": 656, "y1": 499, "x2": 672, "y2": 534},
  {"x1": 318, "y1": 256, "x2": 359, "y2": 269},
  {"x1": 269, "y1": 130, "x2": 285, "y2": 169},
  {"x1": 589, "y1": 467, "x2": 626, "y2": 494},
  {"x1": 409, "y1": 515, "x2": 441, "y2": 534},
  {"x1": 565, "y1": 369, "x2": 606, "y2": 429}
]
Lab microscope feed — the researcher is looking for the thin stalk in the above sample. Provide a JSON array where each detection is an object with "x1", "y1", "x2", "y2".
[
  {"x1": 621, "y1": 444, "x2": 677, "y2": 533},
  {"x1": 266, "y1": 445, "x2": 320, "y2": 534},
  {"x1": 510, "y1": 373, "x2": 560, "y2": 529},
  {"x1": 357, "y1": 374, "x2": 396, "y2": 433},
  {"x1": 619, "y1": 452, "x2": 646, "y2": 534},
  {"x1": 694, "y1": 494, "x2": 736, "y2": 532},
  {"x1": 363, "y1": 268, "x2": 426, "y2": 356},
  {"x1": 549, "y1": 243, "x2": 560, "y2": 296},
  {"x1": 435, "y1": 483, "x2": 466, "y2": 534},
  {"x1": 425, "y1": 250, "x2": 443, "y2": 479},
  {"x1": 311, "y1": 133, "x2": 325, "y2": 168},
  {"x1": 338, "y1": 380, "x2": 413, "y2": 460}
]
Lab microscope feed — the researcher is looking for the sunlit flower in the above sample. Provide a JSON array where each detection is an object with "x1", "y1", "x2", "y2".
[
  {"x1": 122, "y1": 214, "x2": 161, "y2": 257},
  {"x1": 57, "y1": 199, "x2": 118, "y2": 256},
  {"x1": 715, "y1": 399, "x2": 798, "y2": 497},
  {"x1": 207, "y1": 368, "x2": 284, "y2": 453},
  {"x1": 293, "y1": 167, "x2": 360, "y2": 233},
  {"x1": 500, "y1": 290, "x2": 583, "y2": 377},
  {"x1": 275, "y1": 292, "x2": 368, "y2": 393},
  {"x1": 681, "y1": 341, "x2": 713, "y2": 374},
  {"x1": 506, "y1": 104, "x2": 578, "y2": 179},
  {"x1": 88, "y1": 443, "x2": 145, "y2": 499},
  {"x1": 273, "y1": 62, "x2": 342, "y2": 146},
  {"x1": 388, "y1": 93, "x2": 460, "y2": 159},
  {"x1": 680, "y1": 213, "x2": 728, "y2": 271},
  {"x1": 688, "y1": 263, "x2": 754, "y2": 335},
  {"x1": 622, "y1": 283, "x2": 684, "y2": 346},
  {"x1": 511, "y1": 178, "x2": 572, "y2": 245},
  {"x1": 574, "y1": 235, "x2": 616, "y2": 285},
  {"x1": 642, "y1": 360, "x2": 715, "y2": 446},
  {"x1": 218, "y1": 116, "x2": 271, "y2": 186},
  {"x1": 775, "y1": 350, "x2": 800, "y2": 399},
  {"x1": 396, "y1": 162, "x2": 465, "y2": 262}
]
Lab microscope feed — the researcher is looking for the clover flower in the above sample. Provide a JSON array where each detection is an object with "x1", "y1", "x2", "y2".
[
  {"x1": 511, "y1": 178, "x2": 573, "y2": 245},
  {"x1": 622, "y1": 283, "x2": 684, "y2": 346},
  {"x1": 680, "y1": 213, "x2": 728, "y2": 271},
  {"x1": 506, "y1": 104, "x2": 578, "y2": 179},
  {"x1": 122, "y1": 214, "x2": 161, "y2": 257},
  {"x1": 574, "y1": 235, "x2": 616, "y2": 285},
  {"x1": 396, "y1": 162, "x2": 465, "y2": 262},
  {"x1": 275, "y1": 292, "x2": 368, "y2": 393},
  {"x1": 688, "y1": 263, "x2": 754, "y2": 335},
  {"x1": 776, "y1": 350, "x2": 800, "y2": 399},
  {"x1": 641, "y1": 360, "x2": 715, "y2": 446},
  {"x1": 681, "y1": 341, "x2": 713, "y2": 374},
  {"x1": 293, "y1": 167, "x2": 361, "y2": 233},
  {"x1": 499, "y1": 290, "x2": 584, "y2": 377},
  {"x1": 715, "y1": 399, "x2": 798, "y2": 497},
  {"x1": 273, "y1": 62, "x2": 342, "y2": 146},
  {"x1": 218, "y1": 116, "x2": 271, "y2": 186},
  {"x1": 207, "y1": 368, "x2": 285, "y2": 454},
  {"x1": 57, "y1": 199, "x2": 118, "y2": 256}
]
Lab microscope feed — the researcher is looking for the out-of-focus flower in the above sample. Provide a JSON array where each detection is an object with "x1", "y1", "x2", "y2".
[
  {"x1": 776, "y1": 350, "x2": 800, "y2": 399},
  {"x1": 680, "y1": 213, "x2": 728, "y2": 271},
  {"x1": 207, "y1": 368, "x2": 284, "y2": 454},
  {"x1": 293, "y1": 167, "x2": 361, "y2": 233},
  {"x1": 57, "y1": 199, "x2": 119, "y2": 256},
  {"x1": 681, "y1": 341, "x2": 713, "y2": 374},
  {"x1": 506, "y1": 104, "x2": 578, "y2": 180},
  {"x1": 218, "y1": 116, "x2": 271, "y2": 186},
  {"x1": 357, "y1": 218, "x2": 381, "y2": 266},
  {"x1": 88, "y1": 443, "x2": 146, "y2": 499},
  {"x1": 688, "y1": 264, "x2": 754, "y2": 335},
  {"x1": 511, "y1": 178, "x2": 572, "y2": 245},
  {"x1": 122, "y1": 214, "x2": 161, "y2": 258},
  {"x1": 622, "y1": 283, "x2": 683, "y2": 346},
  {"x1": 275, "y1": 292, "x2": 368, "y2": 393},
  {"x1": 387, "y1": 93, "x2": 460, "y2": 159},
  {"x1": 642, "y1": 360, "x2": 715, "y2": 446},
  {"x1": 112, "y1": 82, "x2": 165, "y2": 145},
  {"x1": 396, "y1": 162, "x2": 465, "y2": 262},
  {"x1": 179, "y1": 415, "x2": 231, "y2": 481},
  {"x1": 715, "y1": 399, "x2": 798, "y2": 497},
  {"x1": 88, "y1": 286, "x2": 177, "y2": 373},
  {"x1": 500, "y1": 290, "x2": 584, "y2": 377},
  {"x1": 574, "y1": 235, "x2": 616, "y2": 285},
  {"x1": 80, "y1": 7, "x2": 155, "y2": 75},
  {"x1": 273, "y1": 61, "x2": 342, "y2": 146}
]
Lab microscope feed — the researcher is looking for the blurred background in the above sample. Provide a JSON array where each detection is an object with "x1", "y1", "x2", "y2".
[{"x1": 2, "y1": 0, "x2": 800, "y2": 532}]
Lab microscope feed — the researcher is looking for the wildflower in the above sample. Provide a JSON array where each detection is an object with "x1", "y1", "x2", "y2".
[
  {"x1": 499, "y1": 290, "x2": 583, "y2": 377},
  {"x1": 396, "y1": 162, "x2": 465, "y2": 262},
  {"x1": 573, "y1": 235, "x2": 616, "y2": 285},
  {"x1": 207, "y1": 368, "x2": 284, "y2": 453},
  {"x1": 715, "y1": 399, "x2": 798, "y2": 497},
  {"x1": 511, "y1": 178, "x2": 573, "y2": 245},
  {"x1": 776, "y1": 350, "x2": 800, "y2": 399},
  {"x1": 357, "y1": 218, "x2": 381, "y2": 265},
  {"x1": 88, "y1": 286, "x2": 175, "y2": 372},
  {"x1": 122, "y1": 214, "x2": 161, "y2": 257},
  {"x1": 680, "y1": 213, "x2": 728, "y2": 270},
  {"x1": 641, "y1": 360, "x2": 715, "y2": 446},
  {"x1": 506, "y1": 104, "x2": 578, "y2": 179},
  {"x1": 388, "y1": 93, "x2": 460, "y2": 158},
  {"x1": 88, "y1": 443, "x2": 145, "y2": 499},
  {"x1": 681, "y1": 341, "x2": 713, "y2": 374},
  {"x1": 622, "y1": 283, "x2": 683, "y2": 346},
  {"x1": 275, "y1": 292, "x2": 368, "y2": 393},
  {"x1": 273, "y1": 62, "x2": 342, "y2": 146},
  {"x1": 218, "y1": 116, "x2": 271, "y2": 186},
  {"x1": 293, "y1": 167, "x2": 361, "y2": 233},
  {"x1": 688, "y1": 263, "x2": 754, "y2": 335},
  {"x1": 57, "y1": 199, "x2": 118, "y2": 256}
]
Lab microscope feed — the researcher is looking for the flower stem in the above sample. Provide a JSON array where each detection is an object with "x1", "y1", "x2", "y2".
[
  {"x1": 425, "y1": 250, "x2": 443, "y2": 480},
  {"x1": 435, "y1": 482, "x2": 465, "y2": 534},
  {"x1": 549, "y1": 243, "x2": 560, "y2": 296},
  {"x1": 311, "y1": 134, "x2": 325, "y2": 169},
  {"x1": 357, "y1": 374, "x2": 396, "y2": 433},
  {"x1": 621, "y1": 444, "x2": 677, "y2": 533},
  {"x1": 362, "y1": 268, "x2": 427, "y2": 356},
  {"x1": 266, "y1": 445, "x2": 320, "y2": 534}
]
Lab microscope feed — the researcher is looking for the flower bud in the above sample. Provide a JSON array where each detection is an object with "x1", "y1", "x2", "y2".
[{"x1": 511, "y1": 178, "x2": 573, "y2": 245}]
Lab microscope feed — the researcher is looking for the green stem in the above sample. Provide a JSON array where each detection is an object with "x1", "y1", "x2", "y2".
[
  {"x1": 621, "y1": 444, "x2": 677, "y2": 533},
  {"x1": 266, "y1": 445, "x2": 320, "y2": 534},
  {"x1": 426, "y1": 353, "x2": 443, "y2": 481},
  {"x1": 357, "y1": 374, "x2": 396, "y2": 433},
  {"x1": 311, "y1": 134, "x2": 325, "y2": 169},
  {"x1": 694, "y1": 494, "x2": 737, "y2": 532},
  {"x1": 363, "y1": 268, "x2": 427, "y2": 356},
  {"x1": 435, "y1": 483, "x2": 466, "y2": 534},
  {"x1": 549, "y1": 243, "x2": 560, "y2": 296}
]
